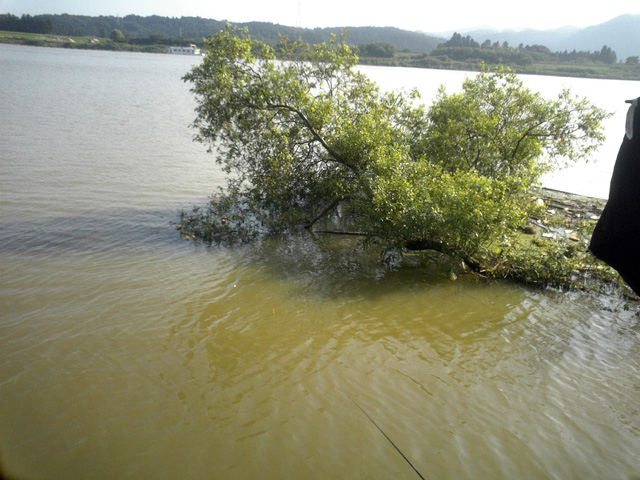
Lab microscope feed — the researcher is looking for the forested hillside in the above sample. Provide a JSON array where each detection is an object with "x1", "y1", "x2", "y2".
[
  {"x1": 427, "y1": 32, "x2": 619, "y2": 66},
  {"x1": 441, "y1": 14, "x2": 640, "y2": 63},
  {"x1": 0, "y1": 13, "x2": 442, "y2": 53}
]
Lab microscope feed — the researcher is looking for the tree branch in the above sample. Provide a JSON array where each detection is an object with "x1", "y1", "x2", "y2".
[
  {"x1": 265, "y1": 102, "x2": 359, "y2": 174},
  {"x1": 304, "y1": 196, "x2": 347, "y2": 229},
  {"x1": 405, "y1": 238, "x2": 484, "y2": 273}
]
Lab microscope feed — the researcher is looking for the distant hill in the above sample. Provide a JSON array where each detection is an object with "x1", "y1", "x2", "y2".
[
  {"x1": 241, "y1": 23, "x2": 442, "y2": 53},
  {"x1": 9, "y1": 13, "x2": 441, "y2": 53},
  {"x1": 430, "y1": 14, "x2": 640, "y2": 61},
  {"x1": 558, "y1": 15, "x2": 640, "y2": 60},
  {"x1": 315, "y1": 26, "x2": 442, "y2": 53}
]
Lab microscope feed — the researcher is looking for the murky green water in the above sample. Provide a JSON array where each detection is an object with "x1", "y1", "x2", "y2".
[{"x1": 1, "y1": 44, "x2": 639, "y2": 479}]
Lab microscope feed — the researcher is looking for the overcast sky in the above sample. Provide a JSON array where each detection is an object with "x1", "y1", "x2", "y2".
[{"x1": 1, "y1": 0, "x2": 637, "y2": 33}]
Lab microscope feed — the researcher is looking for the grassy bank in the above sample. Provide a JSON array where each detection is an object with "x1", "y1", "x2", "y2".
[{"x1": 361, "y1": 52, "x2": 640, "y2": 80}]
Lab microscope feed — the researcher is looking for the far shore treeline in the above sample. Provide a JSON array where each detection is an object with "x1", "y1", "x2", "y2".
[{"x1": 1, "y1": 13, "x2": 638, "y2": 80}]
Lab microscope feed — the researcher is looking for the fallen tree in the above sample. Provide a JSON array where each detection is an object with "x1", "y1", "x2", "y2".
[{"x1": 180, "y1": 25, "x2": 615, "y2": 289}]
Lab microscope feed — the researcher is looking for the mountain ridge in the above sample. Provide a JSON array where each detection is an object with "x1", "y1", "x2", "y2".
[{"x1": 425, "y1": 14, "x2": 640, "y2": 61}]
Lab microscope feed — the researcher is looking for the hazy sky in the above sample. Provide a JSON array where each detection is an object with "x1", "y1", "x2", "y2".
[{"x1": 1, "y1": 0, "x2": 637, "y2": 33}]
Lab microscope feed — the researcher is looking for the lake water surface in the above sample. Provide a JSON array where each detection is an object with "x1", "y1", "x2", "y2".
[{"x1": 1, "y1": 44, "x2": 639, "y2": 479}]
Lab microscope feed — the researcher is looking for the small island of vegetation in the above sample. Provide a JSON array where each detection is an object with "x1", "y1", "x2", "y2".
[
  {"x1": 178, "y1": 26, "x2": 636, "y2": 298},
  {"x1": 2, "y1": 15, "x2": 634, "y2": 297}
]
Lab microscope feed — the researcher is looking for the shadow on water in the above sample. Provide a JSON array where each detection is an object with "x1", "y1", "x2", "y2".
[
  {"x1": 187, "y1": 228, "x2": 479, "y2": 302},
  {"x1": 207, "y1": 229, "x2": 637, "y2": 308},
  {"x1": 3, "y1": 203, "x2": 636, "y2": 315},
  {"x1": 0, "y1": 205, "x2": 496, "y2": 312},
  {"x1": 0, "y1": 207, "x2": 188, "y2": 257}
]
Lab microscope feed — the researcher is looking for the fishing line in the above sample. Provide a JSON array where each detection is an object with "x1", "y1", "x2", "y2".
[{"x1": 348, "y1": 396, "x2": 426, "y2": 480}]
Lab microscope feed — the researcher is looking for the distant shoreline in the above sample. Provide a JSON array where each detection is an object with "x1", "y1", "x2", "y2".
[{"x1": 1, "y1": 32, "x2": 638, "y2": 81}]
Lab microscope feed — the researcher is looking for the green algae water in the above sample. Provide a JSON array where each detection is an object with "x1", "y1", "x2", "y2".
[{"x1": 1, "y1": 44, "x2": 639, "y2": 479}]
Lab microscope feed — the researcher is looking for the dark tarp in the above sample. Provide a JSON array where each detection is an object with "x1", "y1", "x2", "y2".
[{"x1": 589, "y1": 98, "x2": 640, "y2": 295}]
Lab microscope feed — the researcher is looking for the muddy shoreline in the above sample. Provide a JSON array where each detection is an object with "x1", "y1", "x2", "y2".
[{"x1": 535, "y1": 187, "x2": 607, "y2": 222}]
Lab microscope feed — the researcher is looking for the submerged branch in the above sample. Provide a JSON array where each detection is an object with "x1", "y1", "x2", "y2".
[{"x1": 405, "y1": 238, "x2": 483, "y2": 273}]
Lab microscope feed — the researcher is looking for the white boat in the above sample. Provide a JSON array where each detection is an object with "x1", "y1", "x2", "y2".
[{"x1": 167, "y1": 44, "x2": 201, "y2": 55}]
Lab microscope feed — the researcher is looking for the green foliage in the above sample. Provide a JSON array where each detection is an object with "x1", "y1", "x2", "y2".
[
  {"x1": 183, "y1": 25, "x2": 419, "y2": 236},
  {"x1": 358, "y1": 159, "x2": 529, "y2": 257},
  {"x1": 355, "y1": 65, "x2": 607, "y2": 259},
  {"x1": 423, "y1": 67, "x2": 607, "y2": 180},
  {"x1": 358, "y1": 42, "x2": 397, "y2": 58},
  {"x1": 182, "y1": 26, "x2": 609, "y2": 280},
  {"x1": 433, "y1": 33, "x2": 620, "y2": 67},
  {"x1": 0, "y1": 13, "x2": 53, "y2": 34},
  {"x1": 109, "y1": 29, "x2": 126, "y2": 43}
]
